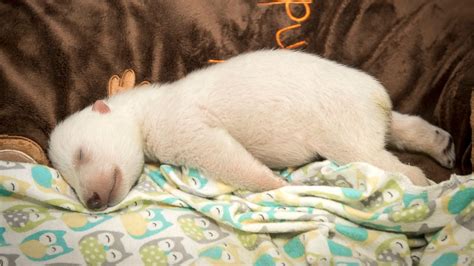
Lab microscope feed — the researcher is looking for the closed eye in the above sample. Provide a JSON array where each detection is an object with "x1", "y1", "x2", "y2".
[
  {"x1": 75, "y1": 148, "x2": 89, "y2": 166},
  {"x1": 78, "y1": 149, "x2": 83, "y2": 161}
]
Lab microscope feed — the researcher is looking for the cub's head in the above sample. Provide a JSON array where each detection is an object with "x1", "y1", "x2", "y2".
[{"x1": 49, "y1": 100, "x2": 144, "y2": 211}]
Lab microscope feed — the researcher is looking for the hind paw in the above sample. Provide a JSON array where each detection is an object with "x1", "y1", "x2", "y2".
[{"x1": 430, "y1": 128, "x2": 455, "y2": 168}]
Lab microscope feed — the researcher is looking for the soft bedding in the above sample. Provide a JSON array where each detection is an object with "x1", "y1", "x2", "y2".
[
  {"x1": 0, "y1": 160, "x2": 473, "y2": 265},
  {"x1": 1, "y1": 0, "x2": 473, "y2": 183}
]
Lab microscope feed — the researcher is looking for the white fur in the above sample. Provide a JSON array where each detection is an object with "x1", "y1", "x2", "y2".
[{"x1": 48, "y1": 50, "x2": 455, "y2": 209}]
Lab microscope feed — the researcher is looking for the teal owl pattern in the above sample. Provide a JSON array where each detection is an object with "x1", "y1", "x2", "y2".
[
  {"x1": 194, "y1": 242, "x2": 244, "y2": 265},
  {"x1": 1, "y1": 160, "x2": 473, "y2": 265},
  {"x1": 19, "y1": 230, "x2": 73, "y2": 261},
  {"x1": 120, "y1": 205, "x2": 172, "y2": 239},
  {"x1": 0, "y1": 175, "x2": 31, "y2": 199},
  {"x1": 31, "y1": 165, "x2": 71, "y2": 195},
  {"x1": 61, "y1": 212, "x2": 112, "y2": 231}
]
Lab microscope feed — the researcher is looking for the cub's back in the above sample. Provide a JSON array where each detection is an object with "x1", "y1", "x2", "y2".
[{"x1": 180, "y1": 49, "x2": 388, "y2": 127}]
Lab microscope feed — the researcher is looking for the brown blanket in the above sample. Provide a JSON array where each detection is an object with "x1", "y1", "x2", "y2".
[{"x1": 0, "y1": 0, "x2": 473, "y2": 182}]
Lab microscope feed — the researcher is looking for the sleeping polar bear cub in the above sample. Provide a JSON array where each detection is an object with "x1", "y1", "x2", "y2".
[{"x1": 48, "y1": 50, "x2": 455, "y2": 210}]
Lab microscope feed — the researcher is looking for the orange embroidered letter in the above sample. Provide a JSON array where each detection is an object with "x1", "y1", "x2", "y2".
[
  {"x1": 285, "y1": 1, "x2": 311, "y2": 23},
  {"x1": 275, "y1": 24, "x2": 307, "y2": 49}
]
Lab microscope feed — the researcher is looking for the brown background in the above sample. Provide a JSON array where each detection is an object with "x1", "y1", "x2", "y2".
[{"x1": 0, "y1": 0, "x2": 472, "y2": 182}]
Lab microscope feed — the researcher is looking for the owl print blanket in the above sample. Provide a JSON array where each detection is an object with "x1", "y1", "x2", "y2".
[{"x1": 0, "y1": 160, "x2": 473, "y2": 265}]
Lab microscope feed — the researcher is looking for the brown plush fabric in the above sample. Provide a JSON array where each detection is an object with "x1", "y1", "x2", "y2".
[
  {"x1": 0, "y1": 149, "x2": 36, "y2": 164},
  {"x1": 0, "y1": 135, "x2": 49, "y2": 165},
  {"x1": 0, "y1": 0, "x2": 472, "y2": 182}
]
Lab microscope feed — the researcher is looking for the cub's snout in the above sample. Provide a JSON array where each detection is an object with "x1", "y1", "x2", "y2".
[
  {"x1": 82, "y1": 167, "x2": 122, "y2": 210},
  {"x1": 86, "y1": 192, "x2": 103, "y2": 210}
]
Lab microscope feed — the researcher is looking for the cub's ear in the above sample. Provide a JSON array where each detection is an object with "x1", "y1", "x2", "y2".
[{"x1": 92, "y1": 100, "x2": 111, "y2": 114}]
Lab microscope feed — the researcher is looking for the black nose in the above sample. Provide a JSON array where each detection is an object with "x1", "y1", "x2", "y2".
[{"x1": 86, "y1": 192, "x2": 103, "y2": 210}]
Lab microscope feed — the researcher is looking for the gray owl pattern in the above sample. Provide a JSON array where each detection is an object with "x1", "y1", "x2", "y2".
[{"x1": 0, "y1": 254, "x2": 19, "y2": 266}]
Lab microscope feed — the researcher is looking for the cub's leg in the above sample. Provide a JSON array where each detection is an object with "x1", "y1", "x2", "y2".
[
  {"x1": 320, "y1": 147, "x2": 431, "y2": 186},
  {"x1": 387, "y1": 112, "x2": 455, "y2": 168},
  {"x1": 312, "y1": 109, "x2": 431, "y2": 186},
  {"x1": 366, "y1": 150, "x2": 431, "y2": 186},
  {"x1": 177, "y1": 127, "x2": 288, "y2": 191}
]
